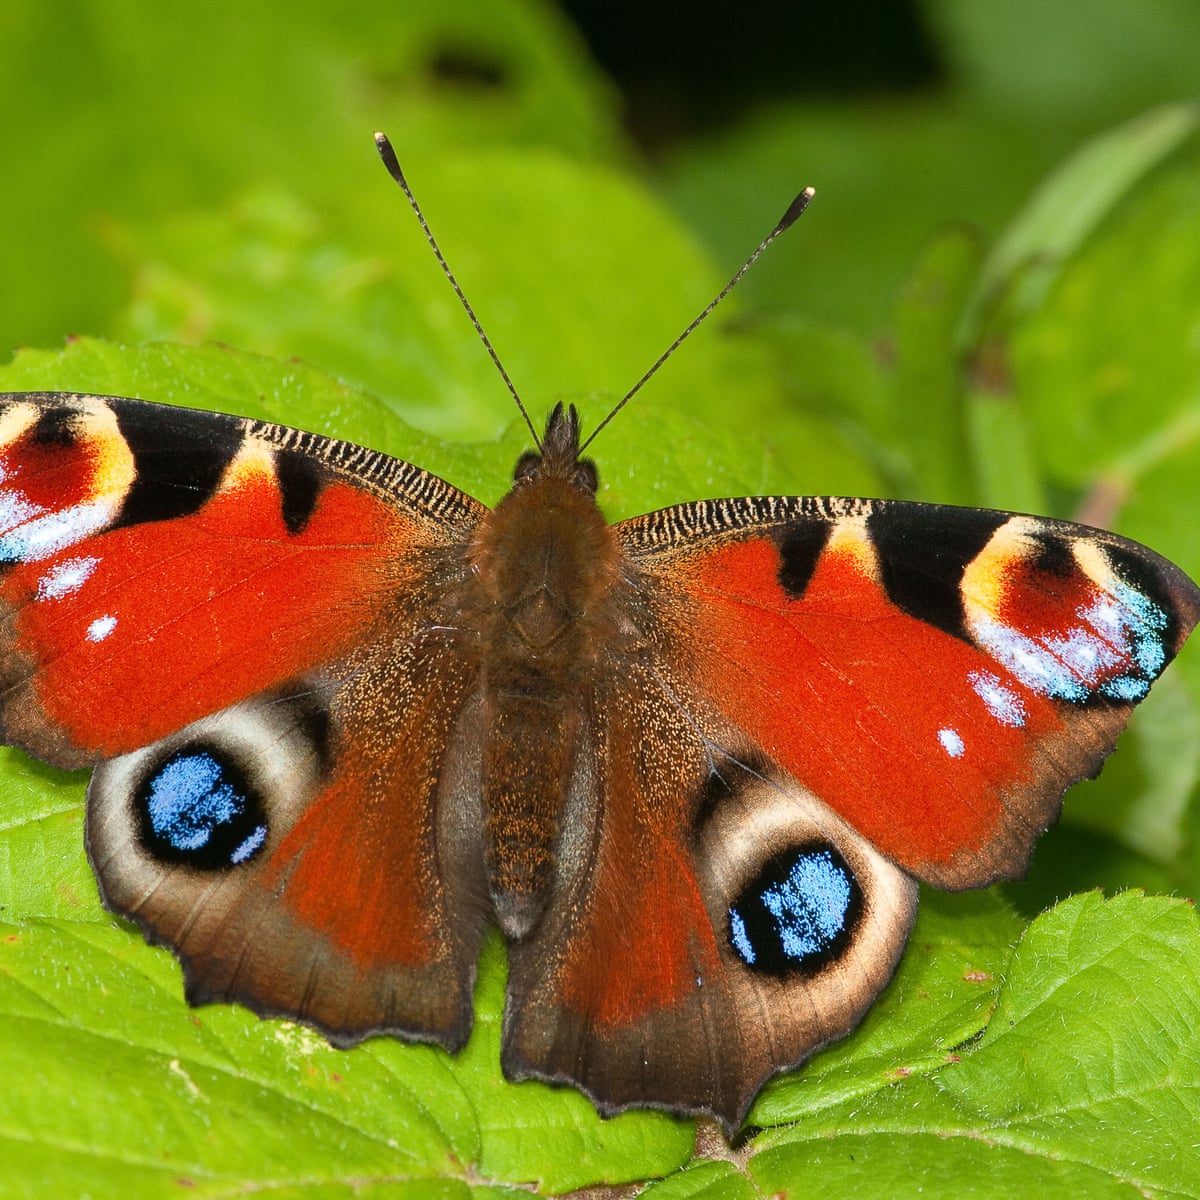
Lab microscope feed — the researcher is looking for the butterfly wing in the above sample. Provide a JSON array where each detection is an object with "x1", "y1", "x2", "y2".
[
  {"x1": 0, "y1": 392, "x2": 490, "y2": 1047},
  {"x1": 502, "y1": 663, "x2": 918, "y2": 1127},
  {"x1": 503, "y1": 494, "x2": 1200, "y2": 1128},
  {"x1": 623, "y1": 497, "x2": 1200, "y2": 890}
]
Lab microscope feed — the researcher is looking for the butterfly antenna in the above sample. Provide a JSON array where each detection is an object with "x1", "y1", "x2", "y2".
[
  {"x1": 579, "y1": 186, "x2": 815, "y2": 453},
  {"x1": 374, "y1": 132, "x2": 542, "y2": 449}
]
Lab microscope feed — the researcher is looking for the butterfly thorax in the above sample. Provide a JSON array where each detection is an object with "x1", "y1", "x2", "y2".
[{"x1": 467, "y1": 405, "x2": 624, "y2": 938}]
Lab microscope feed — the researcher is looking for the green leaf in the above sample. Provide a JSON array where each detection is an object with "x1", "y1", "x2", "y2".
[
  {"x1": 937, "y1": 893, "x2": 1200, "y2": 1195},
  {"x1": 749, "y1": 893, "x2": 1200, "y2": 1199},
  {"x1": 0, "y1": 338, "x2": 1129, "y2": 1197},
  {"x1": 750, "y1": 892, "x2": 1023, "y2": 1129},
  {"x1": 926, "y1": 0, "x2": 1200, "y2": 118},
  {"x1": 885, "y1": 227, "x2": 983, "y2": 503},
  {"x1": 0, "y1": 0, "x2": 622, "y2": 352},
  {"x1": 960, "y1": 102, "x2": 1200, "y2": 349},
  {"x1": 110, "y1": 153, "x2": 764, "y2": 445},
  {"x1": 2, "y1": 316, "x2": 1200, "y2": 1194},
  {"x1": 964, "y1": 386, "x2": 1049, "y2": 515},
  {"x1": 639, "y1": 1158, "x2": 760, "y2": 1200},
  {"x1": 0, "y1": 750, "x2": 93, "y2": 923},
  {"x1": 1009, "y1": 144, "x2": 1200, "y2": 582},
  {"x1": 664, "y1": 97, "x2": 1063, "y2": 334},
  {"x1": 5, "y1": 2, "x2": 1200, "y2": 1187}
]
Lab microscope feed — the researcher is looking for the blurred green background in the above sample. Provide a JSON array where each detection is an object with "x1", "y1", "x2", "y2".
[{"x1": 2, "y1": 2, "x2": 1200, "y2": 1195}]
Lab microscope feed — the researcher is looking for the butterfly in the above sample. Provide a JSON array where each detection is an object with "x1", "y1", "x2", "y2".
[
  {"x1": 2, "y1": 142, "x2": 1198, "y2": 1133},
  {"x1": 1, "y1": 387, "x2": 1197, "y2": 1133}
]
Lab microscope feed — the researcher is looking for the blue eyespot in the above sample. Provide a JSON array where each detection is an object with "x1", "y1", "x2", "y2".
[
  {"x1": 136, "y1": 746, "x2": 267, "y2": 869},
  {"x1": 729, "y1": 844, "x2": 861, "y2": 976}
]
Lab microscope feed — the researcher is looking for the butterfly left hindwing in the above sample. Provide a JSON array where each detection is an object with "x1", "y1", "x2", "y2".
[{"x1": 1, "y1": 392, "x2": 1197, "y2": 1132}]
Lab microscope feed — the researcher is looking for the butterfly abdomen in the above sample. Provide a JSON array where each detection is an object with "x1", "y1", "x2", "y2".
[{"x1": 470, "y1": 465, "x2": 625, "y2": 938}]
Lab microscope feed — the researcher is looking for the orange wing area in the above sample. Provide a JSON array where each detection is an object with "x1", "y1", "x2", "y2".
[
  {"x1": 622, "y1": 501, "x2": 1200, "y2": 889},
  {"x1": 260, "y1": 653, "x2": 479, "y2": 980},
  {"x1": 87, "y1": 642, "x2": 489, "y2": 1048},
  {"x1": 555, "y1": 697, "x2": 721, "y2": 1028},
  {"x1": 501, "y1": 669, "x2": 729, "y2": 1113},
  {"x1": 0, "y1": 394, "x2": 465, "y2": 766}
]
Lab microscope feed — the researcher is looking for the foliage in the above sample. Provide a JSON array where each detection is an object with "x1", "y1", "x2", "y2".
[{"x1": 2, "y1": 2, "x2": 1200, "y2": 1195}]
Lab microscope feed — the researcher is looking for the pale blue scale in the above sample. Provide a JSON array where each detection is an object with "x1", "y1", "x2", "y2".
[
  {"x1": 1093, "y1": 582, "x2": 1168, "y2": 680},
  {"x1": 147, "y1": 751, "x2": 259, "y2": 854},
  {"x1": 975, "y1": 578, "x2": 1168, "y2": 703},
  {"x1": 765, "y1": 851, "x2": 852, "y2": 959},
  {"x1": 0, "y1": 492, "x2": 37, "y2": 551},
  {"x1": 0, "y1": 500, "x2": 111, "y2": 563},
  {"x1": 1103, "y1": 675, "x2": 1152, "y2": 703},
  {"x1": 231, "y1": 825, "x2": 268, "y2": 864},
  {"x1": 731, "y1": 849, "x2": 853, "y2": 968},
  {"x1": 968, "y1": 669, "x2": 1028, "y2": 728},
  {"x1": 730, "y1": 911, "x2": 755, "y2": 964},
  {"x1": 86, "y1": 615, "x2": 117, "y2": 642}
]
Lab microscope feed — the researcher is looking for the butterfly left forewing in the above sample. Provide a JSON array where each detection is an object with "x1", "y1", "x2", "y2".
[{"x1": 0, "y1": 393, "x2": 480, "y2": 765}]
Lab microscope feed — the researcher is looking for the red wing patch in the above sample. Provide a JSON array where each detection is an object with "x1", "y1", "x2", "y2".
[
  {"x1": 2, "y1": 462, "x2": 410, "y2": 760},
  {"x1": 625, "y1": 501, "x2": 1200, "y2": 889},
  {"x1": 556, "y1": 718, "x2": 721, "y2": 1027},
  {"x1": 681, "y1": 531, "x2": 1061, "y2": 875},
  {"x1": 0, "y1": 393, "x2": 477, "y2": 766}
]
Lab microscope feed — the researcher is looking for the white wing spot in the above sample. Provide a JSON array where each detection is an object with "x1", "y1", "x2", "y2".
[
  {"x1": 938, "y1": 728, "x2": 965, "y2": 758},
  {"x1": 86, "y1": 615, "x2": 117, "y2": 642},
  {"x1": 37, "y1": 555, "x2": 100, "y2": 601}
]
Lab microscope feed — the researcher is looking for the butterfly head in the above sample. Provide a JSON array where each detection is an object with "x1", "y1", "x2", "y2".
[{"x1": 513, "y1": 403, "x2": 599, "y2": 495}]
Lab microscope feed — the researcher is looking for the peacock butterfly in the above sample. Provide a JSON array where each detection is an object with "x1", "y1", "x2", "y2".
[{"x1": 1, "y1": 137, "x2": 1198, "y2": 1133}]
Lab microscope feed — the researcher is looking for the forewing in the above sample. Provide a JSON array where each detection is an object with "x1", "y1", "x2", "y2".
[
  {"x1": 0, "y1": 392, "x2": 482, "y2": 765},
  {"x1": 617, "y1": 496, "x2": 1200, "y2": 890}
]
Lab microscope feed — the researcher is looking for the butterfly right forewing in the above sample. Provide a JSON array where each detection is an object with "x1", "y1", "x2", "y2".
[{"x1": 621, "y1": 496, "x2": 1200, "y2": 889}]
